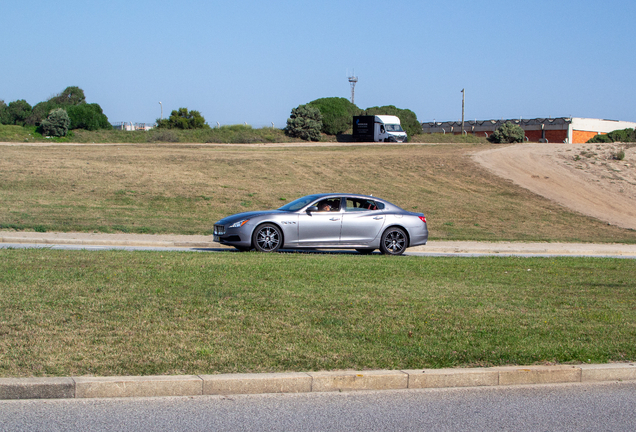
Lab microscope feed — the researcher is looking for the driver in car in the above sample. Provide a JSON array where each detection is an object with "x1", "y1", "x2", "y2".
[{"x1": 318, "y1": 202, "x2": 332, "y2": 212}]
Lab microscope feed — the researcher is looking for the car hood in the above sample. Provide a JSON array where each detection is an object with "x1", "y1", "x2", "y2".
[{"x1": 215, "y1": 210, "x2": 285, "y2": 226}]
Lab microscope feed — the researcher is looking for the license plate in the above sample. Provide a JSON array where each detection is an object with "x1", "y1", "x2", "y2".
[{"x1": 213, "y1": 235, "x2": 220, "y2": 242}]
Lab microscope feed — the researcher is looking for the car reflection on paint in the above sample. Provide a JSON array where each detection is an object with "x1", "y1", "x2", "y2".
[{"x1": 213, "y1": 193, "x2": 428, "y2": 255}]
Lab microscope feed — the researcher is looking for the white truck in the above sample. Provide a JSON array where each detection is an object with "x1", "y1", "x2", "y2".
[{"x1": 352, "y1": 115, "x2": 408, "y2": 143}]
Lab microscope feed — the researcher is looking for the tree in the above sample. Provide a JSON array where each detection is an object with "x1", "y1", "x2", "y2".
[
  {"x1": 40, "y1": 108, "x2": 70, "y2": 137},
  {"x1": 362, "y1": 105, "x2": 422, "y2": 137},
  {"x1": 308, "y1": 97, "x2": 361, "y2": 135},
  {"x1": 488, "y1": 122, "x2": 525, "y2": 143},
  {"x1": 25, "y1": 86, "x2": 88, "y2": 126},
  {"x1": 0, "y1": 100, "x2": 7, "y2": 124},
  {"x1": 26, "y1": 101, "x2": 57, "y2": 126},
  {"x1": 285, "y1": 104, "x2": 322, "y2": 141},
  {"x1": 50, "y1": 86, "x2": 86, "y2": 106},
  {"x1": 156, "y1": 107, "x2": 208, "y2": 129},
  {"x1": 66, "y1": 103, "x2": 110, "y2": 130},
  {"x1": 1, "y1": 99, "x2": 32, "y2": 125}
]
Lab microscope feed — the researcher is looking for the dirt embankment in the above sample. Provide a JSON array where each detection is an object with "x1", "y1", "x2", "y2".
[{"x1": 473, "y1": 143, "x2": 636, "y2": 230}]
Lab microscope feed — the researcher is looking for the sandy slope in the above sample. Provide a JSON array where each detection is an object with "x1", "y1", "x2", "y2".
[{"x1": 473, "y1": 143, "x2": 636, "y2": 230}]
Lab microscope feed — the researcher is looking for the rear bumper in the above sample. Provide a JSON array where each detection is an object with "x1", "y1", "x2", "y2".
[{"x1": 408, "y1": 228, "x2": 428, "y2": 247}]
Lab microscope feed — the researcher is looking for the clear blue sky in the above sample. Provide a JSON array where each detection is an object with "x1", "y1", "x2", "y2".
[{"x1": 3, "y1": 0, "x2": 635, "y2": 128}]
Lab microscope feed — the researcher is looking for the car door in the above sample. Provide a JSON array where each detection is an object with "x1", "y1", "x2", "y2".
[
  {"x1": 339, "y1": 197, "x2": 386, "y2": 245},
  {"x1": 297, "y1": 197, "x2": 343, "y2": 246}
]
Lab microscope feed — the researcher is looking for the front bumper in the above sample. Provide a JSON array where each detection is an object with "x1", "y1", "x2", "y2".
[
  {"x1": 213, "y1": 224, "x2": 253, "y2": 248},
  {"x1": 388, "y1": 135, "x2": 407, "y2": 143}
]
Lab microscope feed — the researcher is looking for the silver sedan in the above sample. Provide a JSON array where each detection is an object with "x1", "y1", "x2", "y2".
[{"x1": 213, "y1": 193, "x2": 428, "y2": 255}]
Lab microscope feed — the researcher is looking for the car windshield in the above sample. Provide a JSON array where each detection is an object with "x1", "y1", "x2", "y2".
[
  {"x1": 278, "y1": 194, "x2": 323, "y2": 211},
  {"x1": 385, "y1": 124, "x2": 403, "y2": 132}
]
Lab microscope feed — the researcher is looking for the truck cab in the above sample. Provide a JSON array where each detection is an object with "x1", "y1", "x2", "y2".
[{"x1": 353, "y1": 115, "x2": 408, "y2": 143}]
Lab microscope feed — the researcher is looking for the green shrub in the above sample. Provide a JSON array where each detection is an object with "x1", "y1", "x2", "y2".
[
  {"x1": 586, "y1": 134, "x2": 612, "y2": 143},
  {"x1": 156, "y1": 108, "x2": 208, "y2": 129},
  {"x1": 612, "y1": 148, "x2": 626, "y2": 160},
  {"x1": 285, "y1": 104, "x2": 323, "y2": 141},
  {"x1": 308, "y1": 97, "x2": 361, "y2": 135},
  {"x1": 26, "y1": 101, "x2": 58, "y2": 126},
  {"x1": 40, "y1": 108, "x2": 70, "y2": 137},
  {"x1": 488, "y1": 122, "x2": 525, "y2": 143},
  {"x1": 587, "y1": 128, "x2": 636, "y2": 143},
  {"x1": 65, "y1": 103, "x2": 111, "y2": 130},
  {"x1": 362, "y1": 105, "x2": 422, "y2": 136},
  {"x1": 609, "y1": 128, "x2": 636, "y2": 143},
  {"x1": 1, "y1": 99, "x2": 32, "y2": 126}
]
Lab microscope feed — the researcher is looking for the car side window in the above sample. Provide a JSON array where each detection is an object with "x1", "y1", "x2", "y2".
[
  {"x1": 315, "y1": 198, "x2": 341, "y2": 212},
  {"x1": 345, "y1": 198, "x2": 384, "y2": 211}
]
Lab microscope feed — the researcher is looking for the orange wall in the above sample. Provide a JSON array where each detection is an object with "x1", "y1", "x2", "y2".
[
  {"x1": 573, "y1": 130, "x2": 605, "y2": 144},
  {"x1": 437, "y1": 127, "x2": 610, "y2": 144}
]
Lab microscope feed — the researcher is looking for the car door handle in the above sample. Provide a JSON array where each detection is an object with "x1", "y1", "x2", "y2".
[
  {"x1": 373, "y1": 216, "x2": 384, "y2": 220},
  {"x1": 329, "y1": 217, "x2": 340, "y2": 221}
]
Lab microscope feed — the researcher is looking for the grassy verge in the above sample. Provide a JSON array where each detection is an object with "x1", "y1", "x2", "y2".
[
  {"x1": 1, "y1": 143, "x2": 634, "y2": 243},
  {"x1": 1, "y1": 124, "x2": 485, "y2": 144},
  {"x1": 1, "y1": 249, "x2": 634, "y2": 377},
  {"x1": 71, "y1": 125, "x2": 296, "y2": 144},
  {"x1": 0, "y1": 124, "x2": 297, "y2": 144}
]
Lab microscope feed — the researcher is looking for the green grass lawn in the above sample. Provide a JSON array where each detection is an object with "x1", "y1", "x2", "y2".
[{"x1": 1, "y1": 249, "x2": 634, "y2": 377}]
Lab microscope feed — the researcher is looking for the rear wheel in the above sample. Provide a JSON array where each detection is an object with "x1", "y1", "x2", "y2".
[
  {"x1": 252, "y1": 224, "x2": 282, "y2": 252},
  {"x1": 380, "y1": 227, "x2": 407, "y2": 255}
]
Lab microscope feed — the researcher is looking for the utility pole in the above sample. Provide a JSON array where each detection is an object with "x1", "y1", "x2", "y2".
[
  {"x1": 461, "y1": 89, "x2": 465, "y2": 135},
  {"x1": 159, "y1": 101, "x2": 163, "y2": 119}
]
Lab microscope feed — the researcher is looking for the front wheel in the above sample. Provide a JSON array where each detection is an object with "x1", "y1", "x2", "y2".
[
  {"x1": 252, "y1": 224, "x2": 282, "y2": 252},
  {"x1": 380, "y1": 227, "x2": 407, "y2": 255}
]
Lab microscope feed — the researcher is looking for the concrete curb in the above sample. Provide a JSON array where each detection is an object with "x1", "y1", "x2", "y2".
[{"x1": 1, "y1": 364, "x2": 634, "y2": 400}]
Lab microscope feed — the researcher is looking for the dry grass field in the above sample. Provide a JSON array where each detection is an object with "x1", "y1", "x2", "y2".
[{"x1": 1, "y1": 142, "x2": 634, "y2": 243}]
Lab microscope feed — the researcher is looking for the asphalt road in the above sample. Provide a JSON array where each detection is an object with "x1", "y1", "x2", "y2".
[{"x1": 1, "y1": 382, "x2": 635, "y2": 431}]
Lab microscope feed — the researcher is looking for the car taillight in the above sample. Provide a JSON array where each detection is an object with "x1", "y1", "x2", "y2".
[{"x1": 419, "y1": 216, "x2": 427, "y2": 223}]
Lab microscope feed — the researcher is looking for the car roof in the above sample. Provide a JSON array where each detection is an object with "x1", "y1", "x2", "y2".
[{"x1": 312, "y1": 193, "x2": 382, "y2": 201}]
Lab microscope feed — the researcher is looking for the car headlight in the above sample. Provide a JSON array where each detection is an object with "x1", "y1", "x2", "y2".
[{"x1": 229, "y1": 219, "x2": 249, "y2": 228}]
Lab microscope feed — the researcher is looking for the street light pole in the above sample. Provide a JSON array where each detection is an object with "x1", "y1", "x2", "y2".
[
  {"x1": 461, "y1": 89, "x2": 465, "y2": 135},
  {"x1": 159, "y1": 102, "x2": 163, "y2": 119}
]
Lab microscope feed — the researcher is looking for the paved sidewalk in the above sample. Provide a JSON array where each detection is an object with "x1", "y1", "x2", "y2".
[
  {"x1": 1, "y1": 364, "x2": 634, "y2": 400},
  {"x1": 2, "y1": 231, "x2": 636, "y2": 256}
]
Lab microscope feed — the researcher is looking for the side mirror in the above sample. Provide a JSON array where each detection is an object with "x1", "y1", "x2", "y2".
[{"x1": 306, "y1": 206, "x2": 318, "y2": 213}]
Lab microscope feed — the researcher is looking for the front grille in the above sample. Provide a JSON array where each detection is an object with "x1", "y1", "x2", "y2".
[{"x1": 214, "y1": 224, "x2": 225, "y2": 236}]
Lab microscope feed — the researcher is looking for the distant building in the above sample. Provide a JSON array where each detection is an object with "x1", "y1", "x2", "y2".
[
  {"x1": 112, "y1": 122, "x2": 155, "y2": 131},
  {"x1": 421, "y1": 117, "x2": 636, "y2": 143}
]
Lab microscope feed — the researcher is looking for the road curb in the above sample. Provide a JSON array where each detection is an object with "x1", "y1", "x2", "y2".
[{"x1": 1, "y1": 364, "x2": 634, "y2": 400}]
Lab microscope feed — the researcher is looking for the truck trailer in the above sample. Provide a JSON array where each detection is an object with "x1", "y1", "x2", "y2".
[{"x1": 352, "y1": 115, "x2": 408, "y2": 143}]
